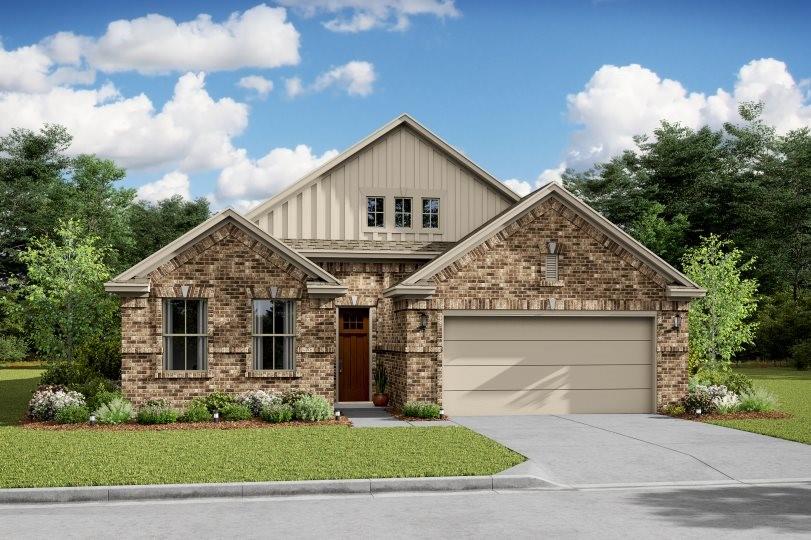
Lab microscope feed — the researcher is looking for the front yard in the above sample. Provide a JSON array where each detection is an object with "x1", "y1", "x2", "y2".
[
  {"x1": 0, "y1": 367, "x2": 523, "y2": 488},
  {"x1": 706, "y1": 367, "x2": 811, "y2": 445}
]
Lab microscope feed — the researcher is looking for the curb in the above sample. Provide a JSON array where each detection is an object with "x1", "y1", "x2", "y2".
[{"x1": 0, "y1": 475, "x2": 561, "y2": 504}]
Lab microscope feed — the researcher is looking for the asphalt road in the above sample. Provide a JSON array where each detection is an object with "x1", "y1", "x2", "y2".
[{"x1": 2, "y1": 482, "x2": 810, "y2": 539}]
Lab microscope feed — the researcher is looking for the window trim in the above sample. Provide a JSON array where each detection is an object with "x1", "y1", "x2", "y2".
[
  {"x1": 394, "y1": 196, "x2": 412, "y2": 229},
  {"x1": 366, "y1": 196, "x2": 385, "y2": 228},
  {"x1": 421, "y1": 197, "x2": 440, "y2": 230},
  {"x1": 251, "y1": 299, "x2": 296, "y2": 371},
  {"x1": 162, "y1": 299, "x2": 208, "y2": 371}
]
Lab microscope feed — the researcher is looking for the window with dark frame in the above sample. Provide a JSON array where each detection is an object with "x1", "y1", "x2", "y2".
[
  {"x1": 422, "y1": 198, "x2": 440, "y2": 229},
  {"x1": 366, "y1": 196, "x2": 385, "y2": 227},
  {"x1": 394, "y1": 197, "x2": 412, "y2": 228},
  {"x1": 252, "y1": 300, "x2": 295, "y2": 370},
  {"x1": 163, "y1": 299, "x2": 207, "y2": 371}
]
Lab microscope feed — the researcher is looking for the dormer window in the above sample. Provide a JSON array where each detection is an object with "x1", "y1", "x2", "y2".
[
  {"x1": 395, "y1": 197, "x2": 412, "y2": 228},
  {"x1": 422, "y1": 198, "x2": 440, "y2": 229},
  {"x1": 367, "y1": 196, "x2": 385, "y2": 227}
]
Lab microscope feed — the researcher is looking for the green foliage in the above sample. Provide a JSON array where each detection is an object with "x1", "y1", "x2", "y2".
[
  {"x1": 291, "y1": 394, "x2": 332, "y2": 422},
  {"x1": 179, "y1": 400, "x2": 213, "y2": 423},
  {"x1": 0, "y1": 336, "x2": 27, "y2": 362},
  {"x1": 136, "y1": 400, "x2": 178, "y2": 424},
  {"x1": 260, "y1": 403, "x2": 293, "y2": 423},
  {"x1": 201, "y1": 392, "x2": 235, "y2": 414},
  {"x1": 628, "y1": 202, "x2": 690, "y2": 263},
  {"x1": 737, "y1": 387, "x2": 779, "y2": 412},
  {"x1": 218, "y1": 402, "x2": 252, "y2": 421},
  {"x1": 55, "y1": 404, "x2": 90, "y2": 424},
  {"x1": 791, "y1": 340, "x2": 811, "y2": 371},
  {"x1": 401, "y1": 401, "x2": 442, "y2": 419},
  {"x1": 84, "y1": 387, "x2": 122, "y2": 413},
  {"x1": 752, "y1": 292, "x2": 811, "y2": 363},
  {"x1": 235, "y1": 390, "x2": 277, "y2": 416},
  {"x1": 683, "y1": 235, "x2": 759, "y2": 373},
  {"x1": 661, "y1": 403, "x2": 685, "y2": 416},
  {"x1": 280, "y1": 389, "x2": 311, "y2": 405},
  {"x1": 693, "y1": 370, "x2": 754, "y2": 396},
  {"x1": 94, "y1": 397, "x2": 134, "y2": 424},
  {"x1": 374, "y1": 360, "x2": 388, "y2": 394}
]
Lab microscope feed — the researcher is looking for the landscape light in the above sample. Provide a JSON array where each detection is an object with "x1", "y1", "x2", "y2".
[
  {"x1": 89, "y1": 414, "x2": 97, "y2": 426},
  {"x1": 213, "y1": 411, "x2": 220, "y2": 423}
]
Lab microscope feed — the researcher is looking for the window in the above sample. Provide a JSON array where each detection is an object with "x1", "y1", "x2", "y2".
[
  {"x1": 422, "y1": 198, "x2": 440, "y2": 229},
  {"x1": 394, "y1": 197, "x2": 412, "y2": 228},
  {"x1": 253, "y1": 300, "x2": 295, "y2": 370},
  {"x1": 545, "y1": 254, "x2": 559, "y2": 281},
  {"x1": 367, "y1": 196, "x2": 385, "y2": 227},
  {"x1": 163, "y1": 299, "x2": 207, "y2": 370}
]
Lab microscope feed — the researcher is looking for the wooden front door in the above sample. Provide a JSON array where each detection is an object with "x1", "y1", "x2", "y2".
[{"x1": 338, "y1": 308, "x2": 370, "y2": 402}]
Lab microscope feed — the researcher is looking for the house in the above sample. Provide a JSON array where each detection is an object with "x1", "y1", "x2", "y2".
[{"x1": 105, "y1": 114, "x2": 705, "y2": 416}]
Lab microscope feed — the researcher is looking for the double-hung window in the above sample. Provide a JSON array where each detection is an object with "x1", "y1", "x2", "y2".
[
  {"x1": 394, "y1": 197, "x2": 412, "y2": 228},
  {"x1": 422, "y1": 198, "x2": 440, "y2": 229},
  {"x1": 163, "y1": 299, "x2": 207, "y2": 370},
  {"x1": 253, "y1": 300, "x2": 295, "y2": 370},
  {"x1": 367, "y1": 196, "x2": 385, "y2": 227}
]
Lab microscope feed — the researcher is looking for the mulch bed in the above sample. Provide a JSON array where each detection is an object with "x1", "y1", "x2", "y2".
[
  {"x1": 21, "y1": 416, "x2": 352, "y2": 431},
  {"x1": 678, "y1": 411, "x2": 791, "y2": 422}
]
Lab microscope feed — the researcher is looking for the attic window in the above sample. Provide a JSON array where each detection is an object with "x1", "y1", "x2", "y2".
[
  {"x1": 395, "y1": 197, "x2": 412, "y2": 228},
  {"x1": 422, "y1": 198, "x2": 439, "y2": 229},
  {"x1": 367, "y1": 197, "x2": 385, "y2": 228}
]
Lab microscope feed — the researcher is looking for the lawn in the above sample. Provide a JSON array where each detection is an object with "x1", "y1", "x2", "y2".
[
  {"x1": 0, "y1": 368, "x2": 524, "y2": 488},
  {"x1": 707, "y1": 367, "x2": 811, "y2": 445}
]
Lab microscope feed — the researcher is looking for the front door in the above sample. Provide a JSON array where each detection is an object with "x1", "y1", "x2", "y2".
[{"x1": 338, "y1": 308, "x2": 370, "y2": 401}]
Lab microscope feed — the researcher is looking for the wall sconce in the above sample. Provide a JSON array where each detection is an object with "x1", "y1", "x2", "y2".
[
  {"x1": 546, "y1": 240, "x2": 558, "y2": 254},
  {"x1": 673, "y1": 314, "x2": 682, "y2": 331},
  {"x1": 418, "y1": 312, "x2": 428, "y2": 331}
]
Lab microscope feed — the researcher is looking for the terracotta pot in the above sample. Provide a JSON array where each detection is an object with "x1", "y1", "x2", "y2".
[{"x1": 372, "y1": 393, "x2": 389, "y2": 407}]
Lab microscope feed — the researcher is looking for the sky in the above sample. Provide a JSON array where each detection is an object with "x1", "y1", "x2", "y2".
[{"x1": 1, "y1": 0, "x2": 810, "y2": 210}]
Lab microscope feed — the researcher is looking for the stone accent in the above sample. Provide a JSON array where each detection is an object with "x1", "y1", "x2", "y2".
[{"x1": 121, "y1": 223, "x2": 336, "y2": 408}]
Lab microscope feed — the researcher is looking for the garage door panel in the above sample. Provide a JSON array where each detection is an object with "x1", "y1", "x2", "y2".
[
  {"x1": 444, "y1": 364, "x2": 652, "y2": 391},
  {"x1": 443, "y1": 389, "x2": 654, "y2": 416},
  {"x1": 443, "y1": 339, "x2": 652, "y2": 366},
  {"x1": 445, "y1": 316, "x2": 652, "y2": 341}
]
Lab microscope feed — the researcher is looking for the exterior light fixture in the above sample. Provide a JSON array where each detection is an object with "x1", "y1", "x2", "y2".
[
  {"x1": 546, "y1": 240, "x2": 558, "y2": 254},
  {"x1": 418, "y1": 312, "x2": 428, "y2": 331},
  {"x1": 89, "y1": 414, "x2": 97, "y2": 426},
  {"x1": 696, "y1": 408, "x2": 702, "y2": 416},
  {"x1": 439, "y1": 409, "x2": 445, "y2": 417},
  {"x1": 674, "y1": 314, "x2": 682, "y2": 331},
  {"x1": 334, "y1": 410, "x2": 341, "y2": 419},
  {"x1": 213, "y1": 411, "x2": 220, "y2": 423}
]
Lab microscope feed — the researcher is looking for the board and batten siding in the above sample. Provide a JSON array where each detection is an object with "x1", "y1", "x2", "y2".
[{"x1": 252, "y1": 126, "x2": 514, "y2": 242}]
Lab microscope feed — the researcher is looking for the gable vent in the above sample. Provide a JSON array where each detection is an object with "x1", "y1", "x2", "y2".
[{"x1": 545, "y1": 254, "x2": 559, "y2": 281}]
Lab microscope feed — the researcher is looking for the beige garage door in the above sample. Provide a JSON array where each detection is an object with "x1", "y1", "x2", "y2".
[{"x1": 443, "y1": 315, "x2": 654, "y2": 415}]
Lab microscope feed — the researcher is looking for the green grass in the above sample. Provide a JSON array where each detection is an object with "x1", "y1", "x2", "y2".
[
  {"x1": 707, "y1": 367, "x2": 811, "y2": 445},
  {"x1": 0, "y1": 367, "x2": 43, "y2": 426},
  {"x1": 0, "y1": 368, "x2": 523, "y2": 488}
]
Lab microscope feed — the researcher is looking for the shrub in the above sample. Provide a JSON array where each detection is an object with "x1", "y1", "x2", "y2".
[
  {"x1": 374, "y1": 360, "x2": 388, "y2": 394},
  {"x1": 54, "y1": 403, "x2": 90, "y2": 424},
  {"x1": 661, "y1": 403, "x2": 685, "y2": 416},
  {"x1": 791, "y1": 340, "x2": 811, "y2": 371},
  {"x1": 693, "y1": 370, "x2": 753, "y2": 395},
  {"x1": 201, "y1": 391, "x2": 235, "y2": 414},
  {"x1": 737, "y1": 387, "x2": 779, "y2": 412},
  {"x1": 94, "y1": 397, "x2": 134, "y2": 424},
  {"x1": 0, "y1": 335, "x2": 27, "y2": 362},
  {"x1": 137, "y1": 400, "x2": 178, "y2": 424},
  {"x1": 401, "y1": 401, "x2": 442, "y2": 419},
  {"x1": 714, "y1": 393, "x2": 741, "y2": 414},
  {"x1": 236, "y1": 390, "x2": 277, "y2": 417},
  {"x1": 280, "y1": 389, "x2": 311, "y2": 405},
  {"x1": 260, "y1": 403, "x2": 293, "y2": 423},
  {"x1": 218, "y1": 402, "x2": 252, "y2": 421},
  {"x1": 291, "y1": 394, "x2": 332, "y2": 422},
  {"x1": 28, "y1": 386, "x2": 86, "y2": 421},
  {"x1": 85, "y1": 388, "x2": 122, "y2": 413},
  {"x1": 179, "y1": 400, "x2": 213, "y2": 423}
]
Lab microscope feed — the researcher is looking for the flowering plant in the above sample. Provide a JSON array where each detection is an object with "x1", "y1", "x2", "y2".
[
  {"x1": 236, "y1": 389, "x2": 278, "y2": 417},
  {"x1": 28, "y1": 385, "x2": 86, "y2": 421}
]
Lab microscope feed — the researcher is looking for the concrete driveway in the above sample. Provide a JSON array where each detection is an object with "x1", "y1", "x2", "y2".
[{"x1": 454, "y1": 414, "x2": 811, "y2": 487}]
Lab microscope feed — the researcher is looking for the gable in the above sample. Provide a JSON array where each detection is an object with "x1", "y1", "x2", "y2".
[
  {"x1": 246, "y1": 115, "x2": 518, "y2": 243},
  {"x1": 385, "y1": 183, "x2": 704, "y2": 299}
]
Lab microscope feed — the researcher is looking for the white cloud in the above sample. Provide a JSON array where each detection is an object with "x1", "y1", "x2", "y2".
[
  {"x1": 537, "y1": 58, "x2": 811, "y2": 184},
  {"x1": 279, "y1": 0, "x2": 460, "y2": 32},
  {"x1": 287, "y1": 61, "x2": 376, "y2": 97},
  {"x1": 137, "y1": 171, "x2": 191, "y2": 203},
  {"x1": 0, "y1": 42, "x2": 93, "y2": 93},
  {"x1": 81, "y1": 5, "x2": 300, "y2": 74},
  {"x1": 237, "y1": 75, "x2": 274, "y2": 98},
  {"x1": 0, "y1": 72, "x2": 247, "y2": 172},
  {"x1": 502, "y1": 179, "x2": 533, "y2": 197},
  {"x1": 216, "y1": 144, "x2": 339, "y2": 201}
]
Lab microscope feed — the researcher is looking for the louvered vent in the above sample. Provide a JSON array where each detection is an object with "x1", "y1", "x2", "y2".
[{"x1": 545, "y1": 254, "x2": 559, "y2": 281}]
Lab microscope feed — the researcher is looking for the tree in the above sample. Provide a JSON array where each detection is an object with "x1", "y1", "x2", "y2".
[
  {"x1": 683, "y1": 235, "x2": 759, "y2": 373},
  {"x1": 628, "y1": 202, "x2": 690, "y2": 263},
  {"x1": 19, "y1": 220, "x2": 118, "y2": 366}
]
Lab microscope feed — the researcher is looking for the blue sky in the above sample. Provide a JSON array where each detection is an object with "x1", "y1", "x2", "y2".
[{"x1": 1, "y1": 1, "x2": 809, "y2": 208}]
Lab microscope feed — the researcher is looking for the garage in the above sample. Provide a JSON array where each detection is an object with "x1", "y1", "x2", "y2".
[{"x1": 442, "y1": 314, "x2": 655, "y2": 415}]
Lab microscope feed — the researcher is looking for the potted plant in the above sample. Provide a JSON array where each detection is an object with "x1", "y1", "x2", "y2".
[{"x1": 372, "y1": 360, "x2": 389, "y2": 407}]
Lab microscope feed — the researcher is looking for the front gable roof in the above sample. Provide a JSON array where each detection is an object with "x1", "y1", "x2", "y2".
[
  {"x1": 245, "y1": 113, "x2": 520, "y2": 222},
  {"x1": 105, "y1": 209, "x2": 344, "y2": 296},
  {"x1": 385, "y1": 183, "x2": 705, "y2": 299}
]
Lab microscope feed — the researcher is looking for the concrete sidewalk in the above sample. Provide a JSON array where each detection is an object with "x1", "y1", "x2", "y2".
[{"x1": 337, "y1": 403, "x2": 455, "y2": 428}]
